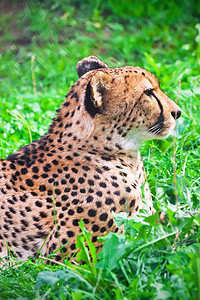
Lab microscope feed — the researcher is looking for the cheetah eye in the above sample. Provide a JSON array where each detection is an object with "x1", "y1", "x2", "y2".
[{"x1": 144, "y1": 88, "x2": 154, "y2": 96}]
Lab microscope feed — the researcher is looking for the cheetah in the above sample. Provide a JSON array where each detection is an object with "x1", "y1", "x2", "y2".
[{"x1": 0, "y1": 56, "x2": 181, "y2": 262}]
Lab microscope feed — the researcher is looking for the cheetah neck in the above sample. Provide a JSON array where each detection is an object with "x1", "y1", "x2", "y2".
[
  {"x1": 45, "y1": 80, "x2": 143, "y2": 158},
  {"x1": 47, "y1": 81, "x2": 95, "y2": 144}
]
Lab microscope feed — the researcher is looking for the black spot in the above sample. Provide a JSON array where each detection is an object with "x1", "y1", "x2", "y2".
[
  {"x1": 21, "y1": 168, "x2": 28, "y2": 175},
  {"x1": 126, "y1": 187, "x2": 131, "y2": 193},
  {"x1": 83, "y1": 218, "x2": 89, "y2": 224},
  {"x1": 108, "y1": 219, "x2": 113, "y2": 228},
  {"x1": 96, "y1": 168, "x2": 102, "y2": 174},
  {"x1": 119, "y1": 198, "x2": 126, "y2": 205},
  {"x1": 100, "y1": 227, "x2": 106, "y2": 233},
  {"x1": 88, "y1": 209, "x2": 97, "y2": 217},
  {"x1": 99, "y1": 182, "x2": 106, "y2": 188},
  {"x1": 51, "y1": 243, "x2": 57, "y2": 250},
  {"x1": 92, "y1": 236, "x2": 97, "y2": 243},
  {"x1": 86, "y1": 196, "x2": 93, "y2": 203},
  {"x1": 35, "y1": 201, "x2": 42, "y2": 207},
  {"x1": 105, "y1": 198, "x2": 113, "y2": 205},
  {"x1": 99, "y1": 213, "x2": 108, "y2": 221},
  {"x1": 70, "y1": 243, "x2": 76, "y2": 250},
  {"x1": 69, "y1": 178, "x2": 75, "y2": 184},
  {"x1": 77, "y1": 207, "x2": 84, "y2": 213},
  {"x1": 55, "y1": 189, "x2": 61, "y2": 195},
  {"x1": 46, "y1": 197, "x2": 53, "y2": 203},
  {"x1": 26, "y1": 179, "x2": 34, "y2": 187},
  {"x1": 78, "y1": 177, "x2": 85, "y2": 184},
  {"x1": 9, "y1": 207, "x2": 16, "y2": 214},
  {"x1": 71, "y1": 168, "x2": 78, "y2": 173},
  {"x1": 71, "y1": 191, "x2": 77, "y2": 197},
  {"x1": 103, "y1": 166, "x2": 110, "y2": 171},
  {"x1": 82, "y1": 165, "x2": 90, "y2": 171},
  {"x1": 112, "y1": 182, "x2": 119, "y2": 188},
  {"x1": 25, "y1": 206, "x2": 31, "y2": 212},
  {"x1": 96, "y1": 201, "x2": 101, "y2": 208},
  {"x1": 67, "y1": 231, "x2": 74, "y2": 238},
  {"x1": 61, "y1": 195, "x2": 68, "y2": 201},
  {"x1": 40, "y1": 212, "x2": 47, "y2": 218},
  {"x1": 88, "y1": 179, "x2": 94, "y2": 186},
  {"x1": 62, "y1": 238, "x2": 68, "y2": 245},
  {"x1": 43, "y1": 164, "x2": 51, "y2": 172},
  {"x1": 96, "y1": 191, "x2": 102, "y2": 197},
  {"x1": 17, "y1": 160, "x2": 25, "y2": 166},
  {"x1": 39, "y1": 185, "x2": 46, "y2": 192},
  {"x1": 41, "y1": 174, "x2": 48, "y2": 178},
  {"x1": 73, "y1": 219, "x2": 79, "y2": 226},
  {"x1": 85, "y1": 156, "x2": 91, "y2": 162},
  {"x1": 19, "y1": 195, "x2": 27, "y2": 202},
  {"x1": 114, "y1": 191, "x2": 120, "y2": 196},
  {"x1": 10, "y1": 163, "x2": 16, "y2": 170},
  {"x1": 66, "y1": 156, "x2": 73, "y2": 160},
  {"x1": 92, "y1": 225, "x2": 99, "y2": 232},
  {"x1": 32, "y1": 166, "x2": 39, "y2": 173},
  {"x1": 3, "y1": 224, "x2": 9, "y2": 230},
  {"x1": 72, "y1": 199, "x2": 79, "y2": 204},
  {"x1": 130, "y1": 200, "x2": 135, "y2": 207}
]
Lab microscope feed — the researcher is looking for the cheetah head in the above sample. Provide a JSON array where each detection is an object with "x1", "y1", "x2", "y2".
[{"x1": 63, "y1": 56, "x2": 181, "y2": 152}]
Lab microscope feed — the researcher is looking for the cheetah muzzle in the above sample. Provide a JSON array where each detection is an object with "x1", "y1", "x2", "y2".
[{"x1": 0, "y1": 56, "x2": 181, "y2": 262}]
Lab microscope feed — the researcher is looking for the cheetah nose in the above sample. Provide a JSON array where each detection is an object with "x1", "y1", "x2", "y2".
[{"x1": 171, "y1": 110, "x2": 181, "y2": 120}]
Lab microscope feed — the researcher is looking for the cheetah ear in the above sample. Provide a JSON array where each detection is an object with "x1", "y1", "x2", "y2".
[
  {"x1": 85, "y1": 71, "x2": 112, "y2": 117},
  {"x1": 89, "y1": 71, "x2": 111, "y2": 108},
  {"x1": 76, "y1": 56, "x2": 108, "y2": 78}
]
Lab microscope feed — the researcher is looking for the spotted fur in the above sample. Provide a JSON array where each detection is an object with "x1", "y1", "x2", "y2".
[{"x1": 0, "y1": 56, "x2": 181, "y2": 262}]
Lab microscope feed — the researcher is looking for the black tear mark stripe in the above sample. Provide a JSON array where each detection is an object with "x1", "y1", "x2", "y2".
[
  {"x1": 151, "y1": 91, "x2": 164, "y2": 123},
  {"x1": 151, "y1": 92, "x2": 163, "y2": 114}
]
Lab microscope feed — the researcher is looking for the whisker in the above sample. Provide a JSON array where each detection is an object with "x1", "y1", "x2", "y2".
[
  {"x1": 149, "y1": 122, "x2": 162, "y2": 131},
  {"x1": 148, "y1": 122, "x2": 163, "y2": 134}
]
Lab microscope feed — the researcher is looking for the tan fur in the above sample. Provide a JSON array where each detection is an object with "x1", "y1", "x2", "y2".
[{"x1": 0, "y1": 56, "x2": 181, "y2": 262}]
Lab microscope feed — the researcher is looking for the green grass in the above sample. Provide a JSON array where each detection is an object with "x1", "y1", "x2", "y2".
[{"x1": 0, "y1": 0, "x2": 200, "y2": 299}]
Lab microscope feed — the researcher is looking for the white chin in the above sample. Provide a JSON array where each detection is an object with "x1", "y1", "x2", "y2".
[{"x1": 157, "y1": 128, "x2": 174, "y2": 139}]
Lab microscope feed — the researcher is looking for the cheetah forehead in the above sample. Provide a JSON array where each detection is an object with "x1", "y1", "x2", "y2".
[{"x1": 76, "y1": 56, "x2": 159, "y2": 89}]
